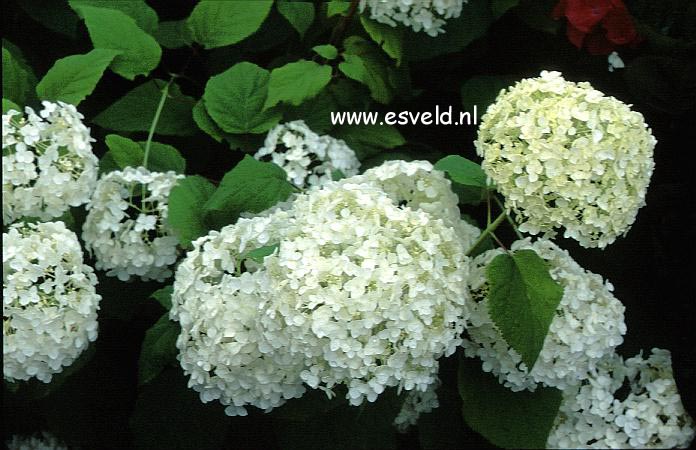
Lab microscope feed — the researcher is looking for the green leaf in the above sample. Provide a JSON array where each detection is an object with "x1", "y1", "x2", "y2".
[
  {"x1": 192, "y1": 100, "x2": 226, "y2": 143},
  {"x1": 2, "y1": 98, "x2": 20, "y2": 113},
  {"x1": 266, "y1": 60, "x2": 332, "y2": 108},
  {"x1": 491, "y1": 0, "x2": 520, "y2": 17},
  {"x1": 74, "y1": 5, "x2": 161, "y2": 80},
  {"x1": 486, "y1": 249, "x2": 564, "y2": 370},
  {"x1": 187, "y1": 0, "x2": 273, "y2": 49},
  {"x1": 403, "y1": 0, "x2": 494, "y2": 61},
  {"x1": 150, "y1": 285, "x2": 173, "y2": 311},
  {"x1": 434, "y1": 155, "x2": 487, "y2": 188},
  {"x1": 138, "y1": 313, "x2": 179, "y2": 386},
  {"x1": 312, "y1": 44, "x2": 338, "y2": 60},
  {"x1": 339, "y1": 36, "x2": 393, "y2": 104},
  {"x1": 434, "y1": 155, "x2": 488, "y2": 205},
  {"x1": 93, "y1": 79, "x2": 197, "y2": 136},
  {"x1": 326, "y1": 1, "x2": 350, "y2": 17},
  {"x1": 461, "y1": 75, "x2": 519, "y2": 120},
  {"x1": 2, "y1": 46, "x2": 36, "y2": 106},
  {"x1": 514, "y1": 0, "x2": 561, "y2": 34},
  {"x1": 458, "y1": 355, "x2": 562, "y2": 449},
  {"x1": 332, "y1": 124, "x2": 405, "y2": 159},
  {"x1": 36, "y1": 49, "x2": 119, "y2": 105},
  {"x1": 153, "y1": 20, "x2": 193, "y2": 49},
  {"x1": 130, "y1": 368, "x2": 229, "y2": 450},
  {"x1": 203, "y1": 155, "x2": 294, "y2": 230},
  {"x1": 281, "y1": 88, "x2": 339, "y2": 134},
  {"x1": 167, "y1": 176, "x2": 216, "y2": 246},
  {"x1": 70, "y1": 0, "x2": 158, "y2": 34},
  {"x1": 360, "y1": 16, "x2": 404, "y2": 66},
  {"x1": 242, "y1": 244, "x2": 279, "y2": 265},
  {"x1": 203, "y1": 62, "x2": 281, "y2": 134},
  {"x1": 98, "y1": 151, "x2": 119, "y2": 175},
  {"x1": 277, "y1": 1, "x2": 315, "y2": 38},
  {"x1": 104, "y1": 134, "x2": 185, "y2": 173}
]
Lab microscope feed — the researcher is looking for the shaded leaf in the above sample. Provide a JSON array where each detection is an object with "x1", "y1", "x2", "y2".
[
  {"x1": 150, "y1": 285, "x2": 173, "y2": 311},
  {"x1": 93, "y1": 80, "x2": 197, "y2": 136},
  {"x1": 332, "y1": 124, "x2": 405, "y2": 159},
  {"x1": 70, "y1": 0, "x2": 158, "y2": 34},
  {"x1": 104, "y1": 134, "x2": 186, "y2": 173},
  {"x1": 461, "y1": 75, "x2": 519, "y2": 120},
  {"x1": 312, "y1": 44, "x2": 338, "y2": 60},
  {"x1": 360, "y1": 16, "x2": 404, "y2": 65},
  {"x1": 2, "y1": 46, "x2": 36, "y2": 107},
  {"x1": 137, "y1": 313, "x2": 179, "y2": 386},
  {"x1": 154, "y1": 20, "x2": 193, "y2": 49},
  {"x1": 339, "y1": 36, "x2": 393, "y2": 104},
  {"x1": 167, "y1": 175, "x2": 216, "y2": 246},
  {"x1": 458, "y1": 355, "x2": 562, "y2": 449},
  {"x1": 278, "y1": 1, "x2": 315, "y2": 38}
]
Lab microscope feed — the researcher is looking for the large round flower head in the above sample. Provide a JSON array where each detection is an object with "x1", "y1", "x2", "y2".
[
  {"x1": 476, "y1": 71, "x2": 656, "y2": 248},
  {"x1": 171, "y1": 212, "x2": 307, "y2": 417},
  {"x1": 547, "y1": 349, "x2": 695, "y2": 449},
  {"x1": 3, "y1": 221, "x2": 100, "y2": 383},
  {"x1": 2, "y1": 101, "x2": 98, "y2": 224},
  {"x1": 462, "y1": 238, "x2": 626, "y2": 392},
  {"x1": 359, "y1": 0, "x2": 466, "y2": 36},
  {"x1": 260, "y1": 181, "x2": 475, "y2": 405},
  {"x1": 82, "y1": 167, "x2": 184, "y2": 282},
  {"x1": 6, "y1": 431, "x2": 68, "y2": 450},
  {"x1": 171, "y1": 161, "x2": 480, "y2": 415},
  {"x1": 254, "y1": 121, "x2": 360, "y2": 189}
]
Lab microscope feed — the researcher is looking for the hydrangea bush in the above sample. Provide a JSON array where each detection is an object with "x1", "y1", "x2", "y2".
[{"x1": 3, "y1": 1, "x2": 694, "y2": 449}]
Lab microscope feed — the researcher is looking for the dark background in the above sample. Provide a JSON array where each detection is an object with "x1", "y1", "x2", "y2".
[{"x1": 3, "y1": 0, "x2": 695, "y2": 448}]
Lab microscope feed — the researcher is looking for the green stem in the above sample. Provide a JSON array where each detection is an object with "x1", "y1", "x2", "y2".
[
  {"x1": 493, "y1": 195, "x2": 523, "y2": 240},
  {"x1": 142, "y1": 77, "x2": 174, "y2": 170},
  {"x1": 466, "y1": 211, "x2": 507, "y2": 256}
]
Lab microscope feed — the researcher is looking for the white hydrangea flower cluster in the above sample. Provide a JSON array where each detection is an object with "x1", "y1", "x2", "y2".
[
  {"x1": 82, "y1": 167, "x2": 184, "y2": 282},
  {"x1": 254, "y1": 121, "x2": 360, "y2": 189},
  {"x1": 547, "y1": 349, "x2": 695, "y2": 449},
  {"x1": 359, "y1": 0, "x2": 466, "y2": 36},
  {"x1": 476, "y1": 71, "x2": 656, "y2": 248},
  {"x1": 171, "y1": 161, "x2": 480, "y2": 416},
  {"x1": 393, "y1": 379, "x2": 440, "y2": 432},
  {"x1": 462, "y1": 238, "x2": 626, "y2": 392},
  {"x1": 3, "y1": 221, "x2": 100, "y2": 383},
  {"x1": 6, "y1": 431, "x2": 68, "y2": 450},
  {"x1": 2, "y1": 101, "x2": 98, "y2": 224}
]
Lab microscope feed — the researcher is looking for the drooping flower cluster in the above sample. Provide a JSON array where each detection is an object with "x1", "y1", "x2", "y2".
[
  {"x1": 82, "y1": 167, "x2": 184, "y2": 282},
  {"x1": 476, "y1": 71, "x2": 656, "y2": 248},
  {"x1": 3, "y1": 221, "x2": 101, "y2": 383},
  {"x1": 254, "y1": 121, "x2": 360, "y2": 189},
  {"x1": 171, "y1": 161, "x2": 480, "y2": 416},
  {"x1": 6, "y1": 431, "x2": 68, "y2": 450},
  {"x1": 462, "y1": 238, "x2": 626, "y2": 392},
  {"x1": 2, "y1": 101, "x2": 98, "y2": 224},
  {"x1": 393, "y1": 379, "x2": 440, "y2": 432},
  {"x1": 359, "y1": 0, "x2": 466, "y2": 36},
  {"x1": 547, "y1": 349, "x2": 695, "y2": 449}
]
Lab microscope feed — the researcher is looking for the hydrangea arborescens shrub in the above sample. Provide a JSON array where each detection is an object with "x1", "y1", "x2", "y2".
[
  {"x1": 82, "y1": 167, "x2": 184, "y2": 282},
  {"x1": 170, "y1": 161, "x2": 480, "y2": 416},
  {"x1": 254, "y1": 121, "x2": 360, "y2": 189},
  {"x1": 476, "y1": 71, "x2": 656, "y2": 248},
  {"x1": 360, "y1": 0, "x2": 466, "y2": 36},
  {"x1": 2, "y1": 101, "x2": 98, "y2": 224},
  {"x1": 462, "y1": 238, "x2": 626, "y2": 392},
  {"x1": 3, "y1": 221, "x2": 100, "y2": 383},
  {"x1": 547, "y1": 349, "x2": 695, "y2": 448}
]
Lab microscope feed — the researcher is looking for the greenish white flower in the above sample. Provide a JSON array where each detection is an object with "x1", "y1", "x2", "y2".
[
  {"x1": 476, "y1": 71, "x2": 656, "y2": 248},
  {"x1": 3, "y1": 221, "x2": 100, "y2": 383},
  {"x1": 359, "y1": 0, "x2": 466, "y2": 36},
  {"x1": 462, "y1": 238, "x2": 626, "y2": 391},
  {"x1": 6, "y1": 431, "x2": 68, "y2": 450},
  {"x1": 2, "y1": 101, "x2": 98, "y2": 224},
  {"x1": 82, "y1": 167, "x2": 183, "y2": 282},
  {"x1": 171, "y1": 161, "x2": 479, "y2": 415},
  {"x1": 547, "y1": 349, "x2": 695, "y2": 449}
]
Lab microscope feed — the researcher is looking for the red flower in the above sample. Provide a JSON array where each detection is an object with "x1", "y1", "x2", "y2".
[{"x1": 553, "y1": 0, "x2": 641, "y2": 55}]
